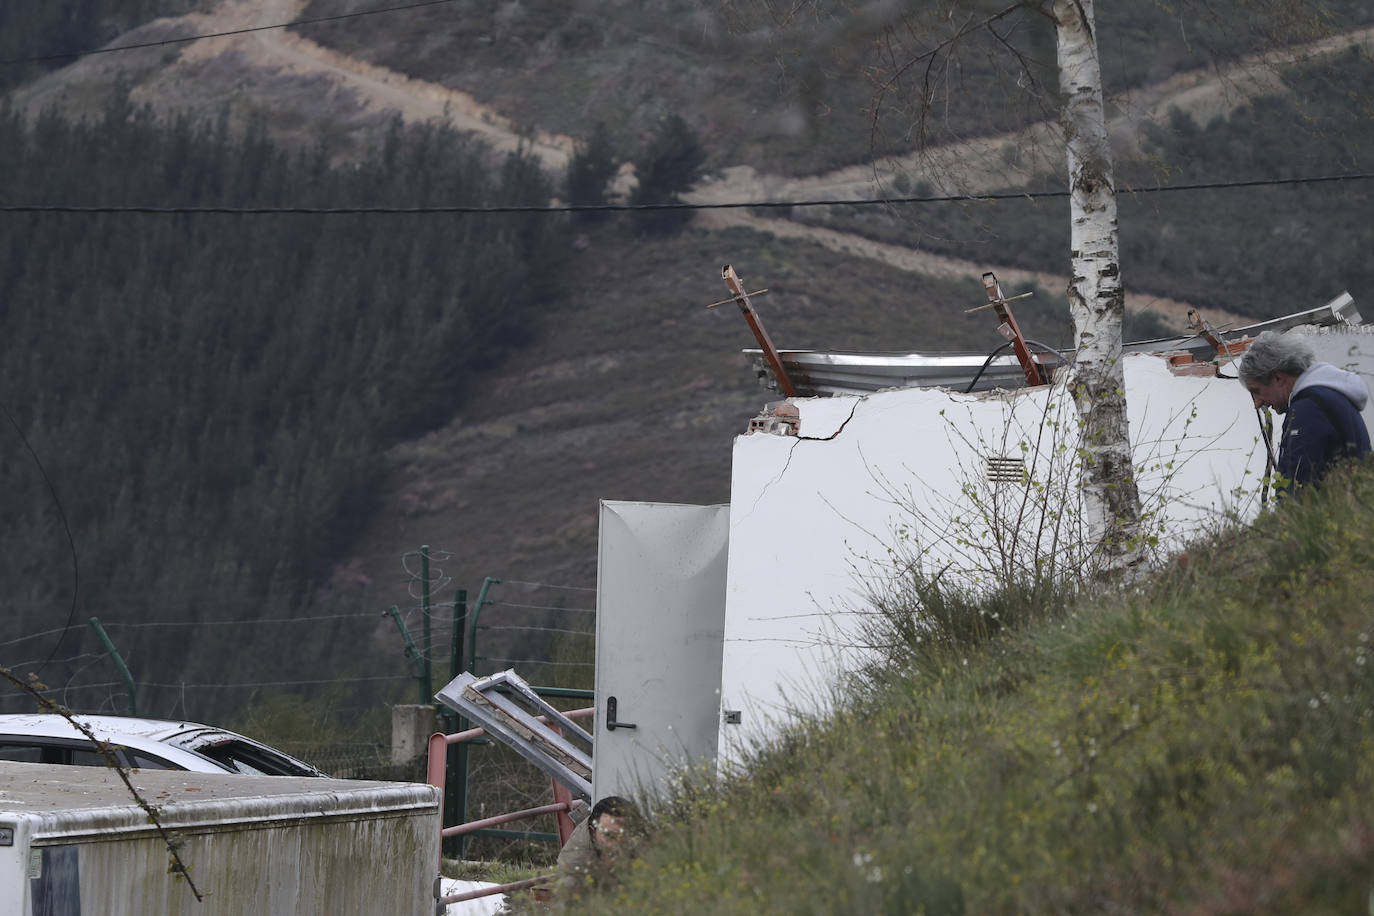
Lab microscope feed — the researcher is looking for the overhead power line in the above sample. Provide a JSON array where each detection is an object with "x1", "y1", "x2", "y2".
[
  {"x1": 0, "y1": 0, "x2": 465, "y2": 66},
  {"x1": 2, "y1": 172, "x2": 1369, "y2": 216}
]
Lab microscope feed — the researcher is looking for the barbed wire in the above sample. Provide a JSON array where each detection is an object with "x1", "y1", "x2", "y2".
[
  {"x1": 134, "y1": 674, "x2": 412, "y2": 689},
  {"x1": 478, "y1": 625, "x2": 594, "y2": 637},
  {"x1": 488, "y1": 601, "x2": 596, "y2": 614},
  {"x1": 100, "y1": 611, "x2": 389, "y2": 629},
  {"x1": 499, "y1": 580, "x2": 597, "y2": 592},
  {"x1": 479, "y1": 657, "x2": 594, "y2": 668}
]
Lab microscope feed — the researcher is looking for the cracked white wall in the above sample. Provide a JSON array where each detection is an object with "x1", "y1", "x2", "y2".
[{"x1": 717, "y1": 354, "x2": 1283, "y2": 758}]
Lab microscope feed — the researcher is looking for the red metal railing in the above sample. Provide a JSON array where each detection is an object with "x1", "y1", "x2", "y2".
[
  {"x1": 427, "y1": 707, "x2": 594, "y2": 907},
  {"x1": 440, "y1": 875, "x2": 553, "y2": 905}
]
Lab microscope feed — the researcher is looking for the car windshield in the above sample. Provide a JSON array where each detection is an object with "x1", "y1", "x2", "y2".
[{"x1": 188, "y1": 738, "x2": 319, "y2": 776}]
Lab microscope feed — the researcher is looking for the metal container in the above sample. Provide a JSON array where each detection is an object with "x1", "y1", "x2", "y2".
[{"x1": 0, "y1": 761, "x2": 440, "y2": 916}]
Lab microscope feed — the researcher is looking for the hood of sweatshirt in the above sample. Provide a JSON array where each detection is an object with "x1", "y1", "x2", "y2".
[{"x1": 1292, "y1": 361, "x2": 1371, "y2": 411}]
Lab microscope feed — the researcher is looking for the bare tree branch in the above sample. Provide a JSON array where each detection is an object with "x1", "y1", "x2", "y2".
[{"x1": 0, "y1": 667, "x2": 205, "y2": 903}]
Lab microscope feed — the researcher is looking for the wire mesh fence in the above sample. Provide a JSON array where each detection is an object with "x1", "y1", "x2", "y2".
[{"x1": 2, "y1": 552, "x2": 598, "y2": 866}]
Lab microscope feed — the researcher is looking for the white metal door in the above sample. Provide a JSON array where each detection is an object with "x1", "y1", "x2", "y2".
[{"x1": 592, "y1": 501, "x2": 729, "y2": 805}]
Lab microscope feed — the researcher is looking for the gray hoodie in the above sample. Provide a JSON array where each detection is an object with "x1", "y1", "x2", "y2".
[
  {"x1": 1279, "y1": 361, "x2": 1372, "y2": 486},
  {"x1": 1290, "y1": 361, "x2": 1370, "y2": 411}
]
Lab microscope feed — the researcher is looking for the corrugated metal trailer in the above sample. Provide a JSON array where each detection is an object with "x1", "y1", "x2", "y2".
[{"x1": 0, "y1": 761, "x2": 440, "y2": 916}]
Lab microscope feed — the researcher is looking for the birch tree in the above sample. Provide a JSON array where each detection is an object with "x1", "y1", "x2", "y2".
[
  {"x1": 743, "y1": 0, "x2": 1355, "y2": 571},
  {"x1": 1051, "y1": 0, "x2": 1141, "y2": 568}
]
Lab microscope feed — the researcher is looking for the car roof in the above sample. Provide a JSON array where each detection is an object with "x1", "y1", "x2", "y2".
[
  {"x1": 0, "y1": 714, "x2": 324, "y2": 776},
  {"x1": 0, "y1": 714, "x2": 213, "y2": 743}
]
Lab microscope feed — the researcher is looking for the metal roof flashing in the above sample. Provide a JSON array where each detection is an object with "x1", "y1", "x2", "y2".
[
  {"x1": 0, "y1": 761, "x2": 437, "y2": 843},
  {"x1": 742, "y1": 292, "x2": 1363, "y2": 398}
]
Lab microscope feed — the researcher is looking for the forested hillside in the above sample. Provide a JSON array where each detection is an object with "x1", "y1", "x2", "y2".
[
  {"x1": 296, "y1": 0, "x2": 1374, "y2": 174},
  {"x1": 0, "y1": 97, "x2": 559, "y2": 722},
  {"x1": 794, "y1": 47, "x2": 1374, "y2": 317},
  {"x1": 0, "y1": 1, "x2": 206, "y2": 92},
  {"x1": 3, "y1": 0, "x2": 1374, "y2": 746}
]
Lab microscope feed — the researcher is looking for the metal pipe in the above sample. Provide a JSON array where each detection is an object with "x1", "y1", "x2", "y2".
[
  {"x1": 446, "y1": 588, "x2": 467, "y2": 859},
  {"x1": 386, "y1": 606, "x2": 428, "y2": 705},
  {"x1": 723, "y1": 264, "x2": 798, "y2": 398},
  {"x1": 450, "y1": 589, "x2": 466, "y2": 686},
  {"x1": 426, "y1": 732, "x2": 448, "y2": 790},
  {"x1": 468, "y1": 827, "x2": 560, "y2": 843},
  {"x1": 439, "y1": 874, "x2": 553, "y2": 905},
  {"x1": 548, "y1": 720, "x2": 577, "y2": 846},
  {"x1": 453, "y1": 590, "x2": 475, "y2": 862},
  {"x1": 420, "y1": 545, "x2": 433, "y2": 704},
  {"x1": 426, "y1": 731, "x2": 448, "y2": 868},
  {"x1": 465, "y1": 576, "x2": 501, "y2": 674},
  {"x1": 530, "y1": 686, "x2": 593, "y2": 699},
  {"x1": 88, "y1": 618, "x2": 137, "y2": 716},
  {"x1": 441, "y1": 801, "x2": 579, "y2": 838}
]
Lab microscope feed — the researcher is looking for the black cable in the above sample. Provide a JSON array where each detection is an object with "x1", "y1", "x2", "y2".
[
  {"x1": 963, "y1": 339, "x2": 1067, "y2": 394},
  {"x1": 0, "y1": 0, "x2": 466, "y2": 67},
  {"x1": 1, "y1": 401, "x2": 78, "y2": 676},
  {"x1": 4, "y1": 171, "x2": 1369, "y2": 216},
  {"x1": 1257, "y1": 407, "x2": 1277, "y2": 507}
]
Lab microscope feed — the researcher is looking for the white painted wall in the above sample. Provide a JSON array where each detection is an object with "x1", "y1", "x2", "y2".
[{"x1": 718, "y1": 353, "x2": 1286, "y2": 758}]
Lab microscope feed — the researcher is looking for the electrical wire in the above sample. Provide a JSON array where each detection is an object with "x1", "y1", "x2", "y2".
[
  {"x1": 2, "y1": 172, "x2": 1371, "y2": 216},
  {"x1": 963, "y1": 338, "x2": 1069, "y2": 394},
  {"x1": 0, "y1": 0, "x2": 466, "y2": 66}
]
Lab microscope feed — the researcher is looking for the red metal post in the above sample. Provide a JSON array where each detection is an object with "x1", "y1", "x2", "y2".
[
  {"x1": 723, "y1": 264, "x2": 798, "y2": 398},
  {"x1": 427, "y1": 732, "x2": 449, "y2": 789},
  {"x1": 982, "y1": 272, "x2": 1049, "y2": 387},
  {"x1": 426, "y1": 732, "x2": 449, "y2": 868},
  {"x1": 427, "y1": 707, "x2": 594, "y2": 857},
  {"x1": 545, "y1": 718, "x2": 577, "y2": 846}
]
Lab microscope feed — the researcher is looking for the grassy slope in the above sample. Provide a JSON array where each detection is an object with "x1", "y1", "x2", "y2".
[{"x1": 546, "y1": 462, "x2": 1374, "y2": 914}]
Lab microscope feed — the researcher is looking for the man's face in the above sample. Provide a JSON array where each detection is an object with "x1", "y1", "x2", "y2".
[
  {"x1": 591, "y1": 813, "x2": 629, "y2": 856},
  {"x1": 1246, "y1": 372, "x2": 1297, "y2": 413}
]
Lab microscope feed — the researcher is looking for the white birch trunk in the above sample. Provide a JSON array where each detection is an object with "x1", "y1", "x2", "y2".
[{"x1": 1052, "y1": 0, "x2": 1142, "y2": 569}]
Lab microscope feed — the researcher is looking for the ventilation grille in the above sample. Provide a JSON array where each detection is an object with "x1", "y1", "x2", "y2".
[{"x1": 985, "y1": 456, "x2": 1027, "y2": 484}]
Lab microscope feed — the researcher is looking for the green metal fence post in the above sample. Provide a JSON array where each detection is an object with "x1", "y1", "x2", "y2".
[
  {"x1": 465, "y1": 576, "x2": 502, "y2": 675},
  {"x1": 420, "y1": 545, "x2": 433, "y2": 706},
  {"x1": 386, "y1": 605, "x2": 429, "y2": 706},
  {"x1": 87, "y1": 617, "x2": 137, "y2": 716},
  {"x1": 449, "y1": 589, "x2": 466, "y2": 685},
  {"x1": 445, "y1": 589, "x2": 468, "y2": 859},
  {"x1": 455, "y1": 577, "x2": 498, "y2": 858}
]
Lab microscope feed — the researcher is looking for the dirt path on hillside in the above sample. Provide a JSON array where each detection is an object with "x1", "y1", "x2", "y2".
[
  {"x1": 178, "y1": 0, "x2": 575, "y2": 165},
  {"x1": 172, "y1": 1, "x2": 1370, "y2": 325},
  {"x1": 693, "y1": 207, "x2": 1220, "y2": 326}
]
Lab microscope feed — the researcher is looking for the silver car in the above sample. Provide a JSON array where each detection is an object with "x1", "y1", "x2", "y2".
[{"x1": 0, "y1": 714, "x2": 325, "y2": 776}]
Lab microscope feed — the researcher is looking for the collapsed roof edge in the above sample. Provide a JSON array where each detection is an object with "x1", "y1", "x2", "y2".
[{"x1": 743, "y1": 293, "x2": 1363, "y2": 398}]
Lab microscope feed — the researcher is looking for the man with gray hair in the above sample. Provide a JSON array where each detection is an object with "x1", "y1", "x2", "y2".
[{"x1": 1238, "y1": 330, "x2": 1371, "y2": 489}]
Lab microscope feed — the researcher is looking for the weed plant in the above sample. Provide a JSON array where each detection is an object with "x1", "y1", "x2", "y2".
[{"x1": 544, "y1": 459, "x2": 1374, "y2": 914}]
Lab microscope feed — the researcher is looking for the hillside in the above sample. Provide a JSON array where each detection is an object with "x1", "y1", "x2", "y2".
[
  {"x1": 546, "y1": 461, "x2": 1374, "y2": 914},
  {"x1": 3, "y1": 0, "x2": 1373, "y2": 728}
]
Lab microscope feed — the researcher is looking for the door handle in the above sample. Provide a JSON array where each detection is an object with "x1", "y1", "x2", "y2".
[{"x1": 606, "y1": 695, "x2": 637, "y2": 731}]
